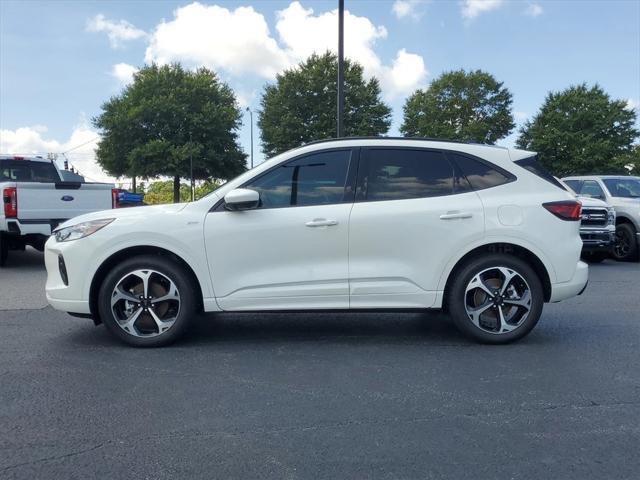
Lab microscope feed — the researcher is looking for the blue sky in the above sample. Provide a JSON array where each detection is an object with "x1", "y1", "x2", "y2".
[{"x1": 1, "y1": 0, "x2": 639, "y2": 183}]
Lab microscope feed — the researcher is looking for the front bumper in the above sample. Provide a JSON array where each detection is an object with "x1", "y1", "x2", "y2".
[
  {"x1": 549, "y1": 261, "x2": 589, "y2": 303},
  {"x1": 44, "y1": 238, "x2": 91, "y2": 314},
  {"x1": 580, "y1": 229, "x2": 615, "y2": 252}
]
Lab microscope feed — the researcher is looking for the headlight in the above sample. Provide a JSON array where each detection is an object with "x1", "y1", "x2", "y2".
[
  {"x1": 606, "y1": 208, "x2": 616, "y2": 226},
  {"x1": 54, "y1": 218, "x2": 115, "y2": 242}
]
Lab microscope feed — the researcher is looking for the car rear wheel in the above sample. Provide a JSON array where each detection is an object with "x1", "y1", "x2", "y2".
[
  {"x1": 98, "y1": 255, "x2": 197, "y2": 347},
  {"x1": 612, "y1": 223, "x2": 639, "y2": 262},
  {"x1": 446, "y1": 254, "x2": 544, "y2": 344}
]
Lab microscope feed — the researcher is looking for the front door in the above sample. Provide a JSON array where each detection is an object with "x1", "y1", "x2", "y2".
[{"x1": 204, "y1": 148, "x2": 356, "y2": 310}]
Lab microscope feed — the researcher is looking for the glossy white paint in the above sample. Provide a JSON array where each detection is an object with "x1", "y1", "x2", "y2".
[{"x1": 45, "y1": 138, "x2": 588, "y2": 317}]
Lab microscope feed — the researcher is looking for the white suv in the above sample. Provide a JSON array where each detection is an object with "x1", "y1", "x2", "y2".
[{"x1": 44, "y1": 138, "x2": 588, "y2": 347}]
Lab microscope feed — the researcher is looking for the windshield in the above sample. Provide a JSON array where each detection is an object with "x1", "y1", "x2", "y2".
[{"x1": 602, "y1": 178, "x2": 640, "y2": 198}]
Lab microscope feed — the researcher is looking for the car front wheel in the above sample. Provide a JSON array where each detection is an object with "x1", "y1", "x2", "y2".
[
  {"x1": 612, "y1": 223, "x2": 639, "y2": 262},
  {"x1": 446, "y1": 254, "x2": 544, "y2": 344},
  {"x1": 98, "y1": 255, "x2": 197, "y2": 347}
]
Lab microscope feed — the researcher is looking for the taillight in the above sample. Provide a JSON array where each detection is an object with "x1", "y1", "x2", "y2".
[
  {"x1": 3, "y1": 187, "x2": 17, "y2": 218},
  {"x1": 112, "y1": 188, "x2": 119, "y2": 209},
  {"x1": 543, "y1": 200, "x2": 581, "y2": 221}
]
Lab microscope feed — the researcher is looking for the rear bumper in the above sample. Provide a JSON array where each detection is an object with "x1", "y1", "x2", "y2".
[{"x1": 549, "y1": 261, "x2": 589, "y2": 302}]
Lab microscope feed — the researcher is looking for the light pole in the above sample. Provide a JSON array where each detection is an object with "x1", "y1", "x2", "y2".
[
  {"x1": 246, "y1": 107, "x2": 254, "y2": 169},
  {"x1": 337, "y1": 0, "x2": 345, "y2": 138}
]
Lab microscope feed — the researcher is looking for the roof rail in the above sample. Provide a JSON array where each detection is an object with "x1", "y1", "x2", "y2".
[{"x1": 301, "y1": 136, "x2": 505, "y2": 148}]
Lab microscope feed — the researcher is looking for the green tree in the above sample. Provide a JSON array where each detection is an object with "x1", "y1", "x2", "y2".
[
  {"x1": 258, "y1": 52, "x2": 392, "y2": 157},
  {"x1": 94, "y1": 64, "x2": 246, "y2": 202},
  {"x1": 517, "y1": 84, "x2": 638, "y2": 176},
  {"x1": 143, "y1": 179, "x2": 221, "y2": 205},
  {"x1": 401, "y1": 69, "x2": 514, "y2": 144}
]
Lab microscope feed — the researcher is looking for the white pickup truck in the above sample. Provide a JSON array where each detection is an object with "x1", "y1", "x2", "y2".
[{"x1": 1, "y1": 155, "x2": 115, "y2": 266}]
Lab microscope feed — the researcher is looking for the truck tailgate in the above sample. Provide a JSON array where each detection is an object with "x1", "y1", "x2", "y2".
[{"x1": 16, "y1": 182, "x2": 113, "y2": 221}]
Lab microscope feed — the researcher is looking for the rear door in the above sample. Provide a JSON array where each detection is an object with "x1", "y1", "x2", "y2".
[{"x1": 348, "y1": 147, "x2": 485, "y2": 308}]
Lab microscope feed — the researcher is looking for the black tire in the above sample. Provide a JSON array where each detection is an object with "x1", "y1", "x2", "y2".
[
  {"x1": 612, "y1": 223, "x2": 639, "y2": 262},
  {"x1": 97, "y1": 255, "x2": 197, "y2": 347},
  {"x1": 581, "y1": 251, "x2": 608, "y2": 263},
  {"x1": 0, "y1": 233, "x2": 8, "y2": 267},
  {"x1": 446, "y1": 254, "x2": 544, "y2": 344}
]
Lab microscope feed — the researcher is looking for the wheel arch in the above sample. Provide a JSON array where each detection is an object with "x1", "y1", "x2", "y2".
[
  {"x1": 88, "y1": 245, "x2": 204, "y2": 325},
  {"x1": 616, "y1": 215, "x2": 638, "y2": 230},
  {"x1": 441, "y1": 242, "x2": 553, "y2": 310}
]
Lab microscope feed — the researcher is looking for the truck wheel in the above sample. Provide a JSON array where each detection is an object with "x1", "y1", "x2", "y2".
[
  {"x1": 97, "y1": 255, "x2": 197, "y2": 347},
  {"x1": 0, "y1": 233, "x2": 8, "y2": 267},
  {"x1": 446, "y1": 254, "x2": 544, "y2": 344},
  {"x1": 612, "y1": 223, "x2": 639, "y2": 262}
]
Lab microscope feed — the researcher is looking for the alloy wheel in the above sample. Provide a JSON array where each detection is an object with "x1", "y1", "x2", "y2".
[
  {"x1": 110, "y1": 269, "x2": 181, "y2": 337},
  {"x1": 614, "y1": 229, "x2": 631, "y2": 258},
  {"x1": 464, "y1": 266, "x2": 532, "y2": 335}
]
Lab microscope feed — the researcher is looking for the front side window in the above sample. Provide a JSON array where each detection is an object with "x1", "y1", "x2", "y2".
[
  {"x1": 359, "y1": 149, "x2": 456, "y2": 201},
  {"x1": 580, "y1": 180, "x2": 605, "y2": 199},
  {"x1": 602, "y1": 178, "x2": 640, "y2": 198},
  {"x1": 245, "y1": 149, "x2": 352, "y2": 209}
]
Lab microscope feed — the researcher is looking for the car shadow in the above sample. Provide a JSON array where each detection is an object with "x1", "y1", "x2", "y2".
[
  {"x1": 1, "y1": 246, "x2": 45, "y2": 270},
  {"x1": 63, "y1": 310, "x2": 480, "y2": 349},
  {"x1": 180, "y1": 310, "x2": 472, "y2": 347}
]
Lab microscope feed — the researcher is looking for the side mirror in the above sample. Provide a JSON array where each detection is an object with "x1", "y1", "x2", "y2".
[{"x1": 224, "y1": 188, "x2": 259, "y2": 211}]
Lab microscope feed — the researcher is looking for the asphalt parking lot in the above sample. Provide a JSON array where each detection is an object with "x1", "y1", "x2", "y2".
[{"x1": 1, "y1": 249, "x2": 639, "y2": 479}]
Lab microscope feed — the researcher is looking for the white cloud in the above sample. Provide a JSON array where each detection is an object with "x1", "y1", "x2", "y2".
[
  {"x1": 626, "y1": 98, "x2": 639, "y2": 112},
  {"x1": 142, "y1": 1, "x2": 426, "y2": 99},
  {"x1": 86, "y1": 14, "x2": 147, "y2": 48},
  {"x1": 460, "y1": 0, "x2": 504, "y2": 19},
  {"x1": 392, "y1": 0, "x2": 425, "y2": 20},
  {"x1": 380, "y1": 49, "x2": 427, "y2": 98},
  {"x1": 144, "y1": 3, "x2": 289, "y2": 78},
  {"x1": 112, "y1": 63, "x2": 138, "y2": 87},
  {"x1": 524, "y1": 3, "x2": 544, "y2": 17},
  {"x1": 0, "y1": 124, "x2": 114, "y2": 183}
]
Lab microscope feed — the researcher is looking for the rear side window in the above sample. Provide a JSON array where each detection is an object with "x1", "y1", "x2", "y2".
[
  {"x1": 448, "y1": 152, "x2": 513, "y2": 190},
  {"x1": 359, "y1": 148, "x2": 456, "y2": 201},
  {"x1": 514, "y1": 155, "x2": 564, "y2": 190},
  {"x1": 0, "y1": 160, "x2": 59, "y2": 183}
]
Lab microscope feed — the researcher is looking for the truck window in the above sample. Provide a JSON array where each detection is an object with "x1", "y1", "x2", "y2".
[{"x1": 0, "y1": 160, "x2": 60, "y2": 183}]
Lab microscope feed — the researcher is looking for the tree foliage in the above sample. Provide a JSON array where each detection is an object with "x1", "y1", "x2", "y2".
[
  {"x1": 517, "y1": 84, "x2": 638, "y2": 176},
  {"x1": 143, "y1": 180, "x2": 221, "y2": 205},
  {"x1": 401, "y1": 69, "x2": 514, "y2": 144},
  {"x1": 258, "y1": 52, "x2": 392, "y2": 157},
  {"x1": 93, "y1": 64, "x2": 246, "y2": 202}
]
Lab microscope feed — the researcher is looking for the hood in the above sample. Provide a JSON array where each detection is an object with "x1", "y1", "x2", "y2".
[
  {"x1": 55, "y1": 203, "x2": 189, "y2": 230},
  {"x1": 577, "y1": 196, "x2": 609, "y2": 208}
]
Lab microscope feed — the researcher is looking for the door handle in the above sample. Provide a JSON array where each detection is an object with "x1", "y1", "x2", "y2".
[
  {"x1": 439, "y1": 211, "x2": 473, "y2": 220},
  {"x1": 305, "y1": 218, "x2": 339, "y2": 227}
]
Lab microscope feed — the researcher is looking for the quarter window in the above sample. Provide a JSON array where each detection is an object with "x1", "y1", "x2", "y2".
[
  {"x1": 360, "y1": 149, "x2": 456, "y2": 201},
  {"x1": 245, "y1": 150, "x2": 351, "y2": 208},
  {"x1": 450, "y1": 153, "x2": 513, "y2": 190}
]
